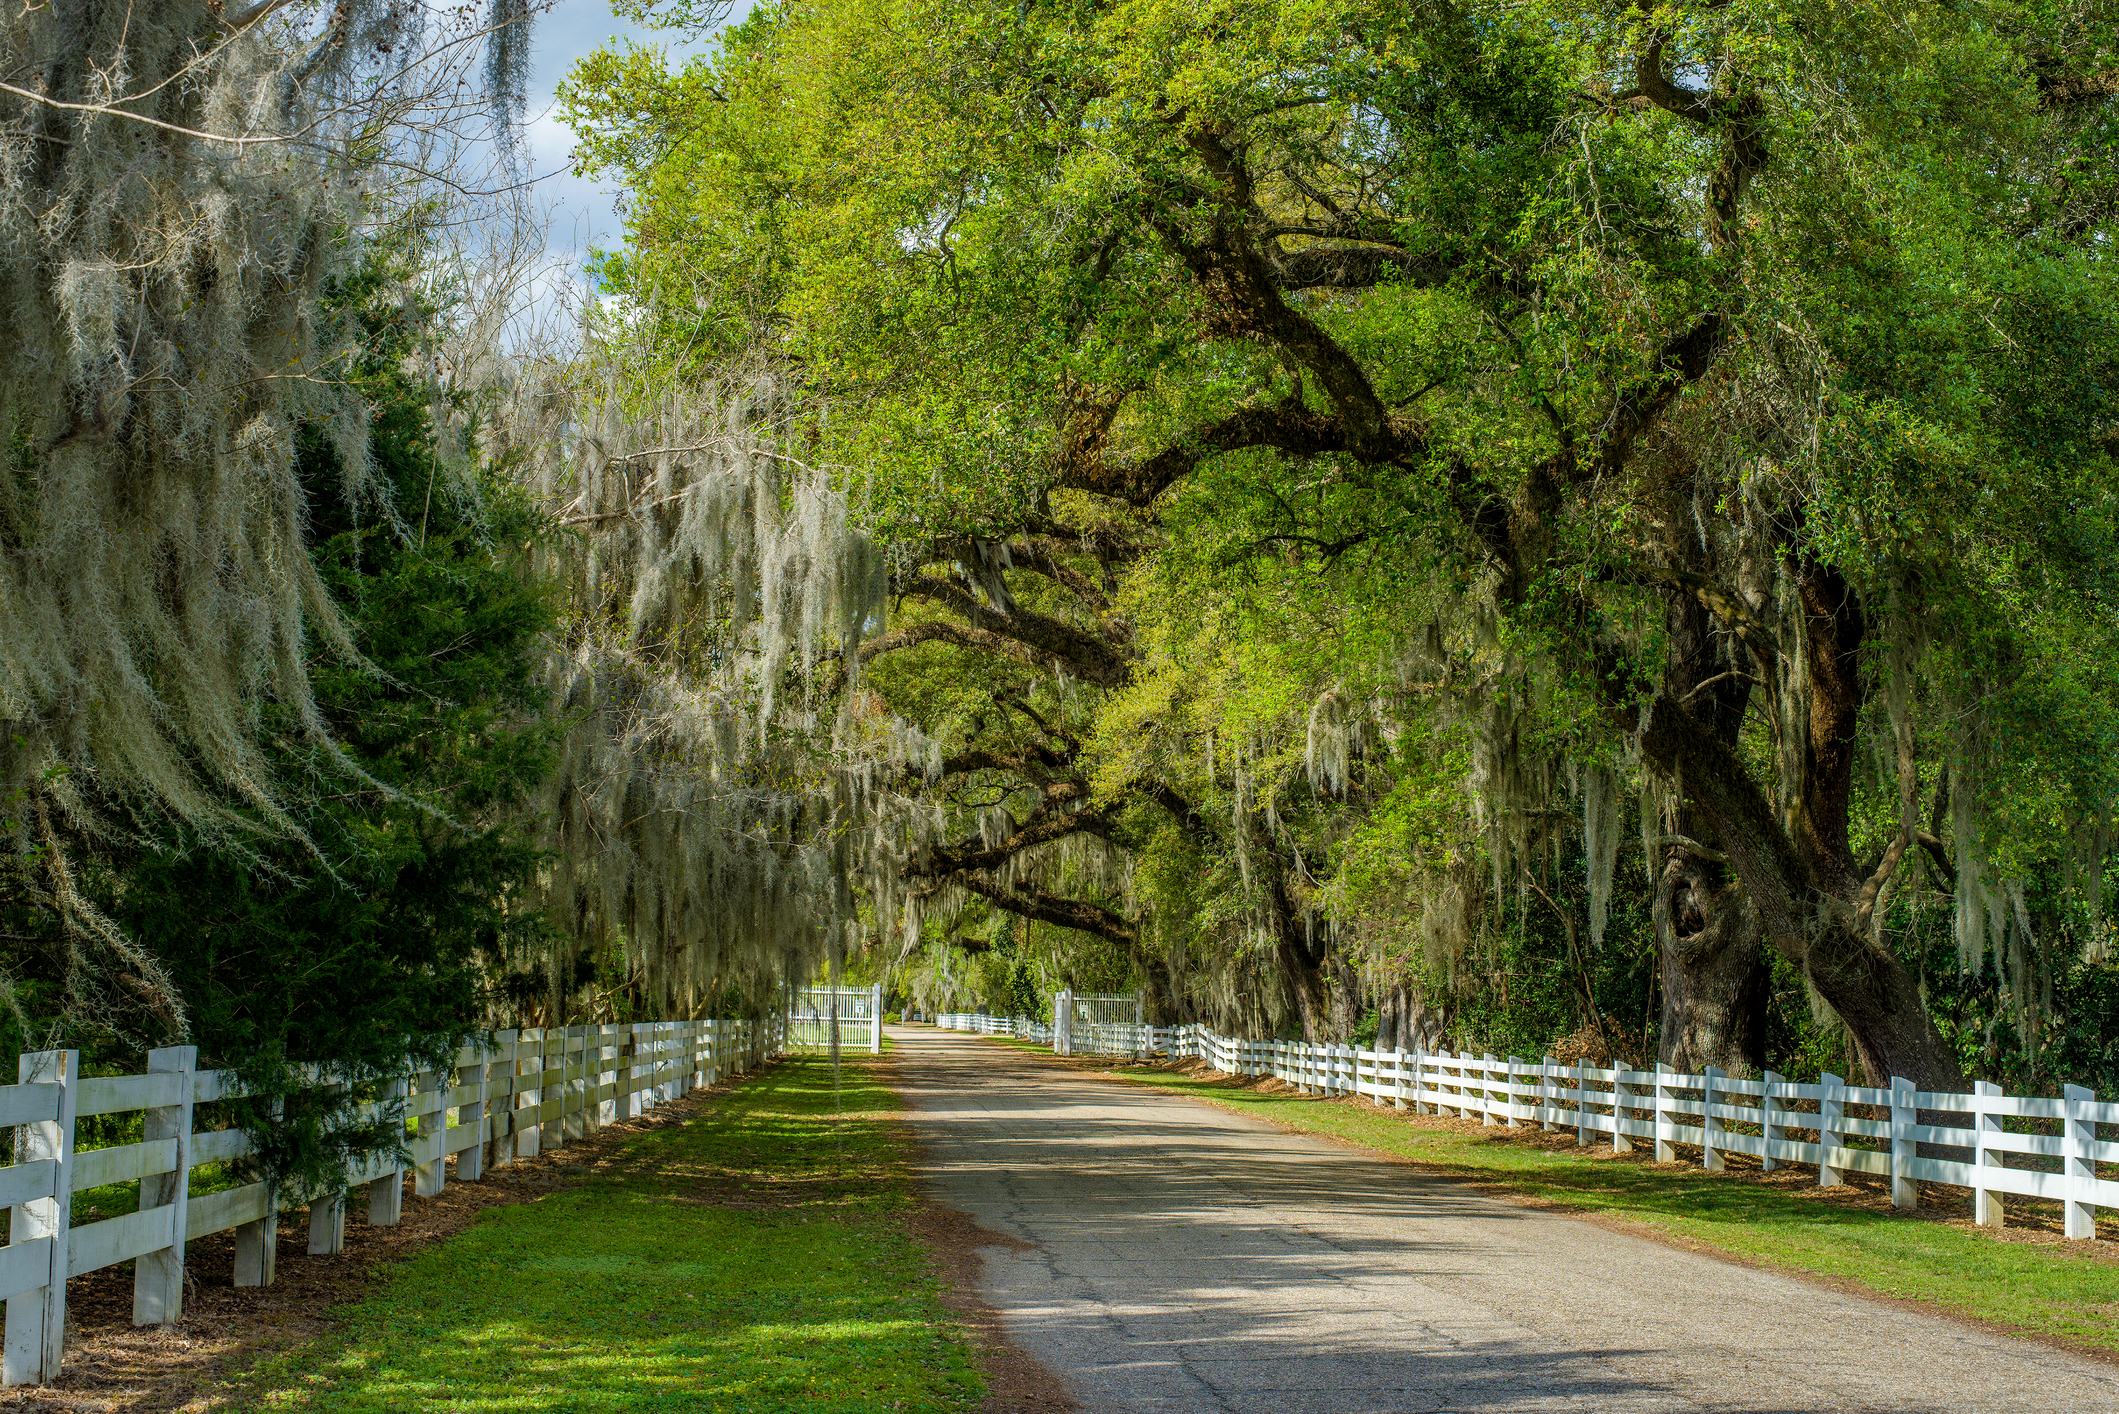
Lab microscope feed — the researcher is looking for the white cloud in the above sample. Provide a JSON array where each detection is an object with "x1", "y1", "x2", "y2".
[{"x1": 506, "y1": 0, "x2": 736, "y2": 340}]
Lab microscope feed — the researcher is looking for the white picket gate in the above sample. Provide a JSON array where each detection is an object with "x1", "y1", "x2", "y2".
[
  {"x1": 0, "y1": 1016, "x2": 781, "y2": 1385},
  {"x1": 788, "y1": 984, "x2": 882, "y2": 1055},
  {"x1": 932, "y1": 1015, "x2": 2119, "y2": 1239},
  {"x1": 1051, "y1": 989, "x2": 1148, "y2": 1057}
]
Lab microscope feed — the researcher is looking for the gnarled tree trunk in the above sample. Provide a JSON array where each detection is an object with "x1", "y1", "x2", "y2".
[{"x1": 1654, "y1": 847, "x2": 1767, "y2": 1074}]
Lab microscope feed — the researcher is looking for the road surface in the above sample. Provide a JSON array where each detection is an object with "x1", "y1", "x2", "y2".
[{"x1": 888, "y1": 1026, "x2": 2119, "y2": 1413}]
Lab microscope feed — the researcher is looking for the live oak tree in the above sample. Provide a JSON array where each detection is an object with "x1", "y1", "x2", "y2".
[{"x1": 569, "y1": 0, "x2": 2119, "y2": 1086}]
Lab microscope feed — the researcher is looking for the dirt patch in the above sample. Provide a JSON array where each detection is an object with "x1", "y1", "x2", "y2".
[
  {"x1": 0, "y1": 1070, "x2": 768, "y2": 1413},
  {"x1": 905, "y1": 1198, "x2": 1075, "y2": 1414},
  {"x1": 873, "y1": 1050, "x2": 1075, "y2": 1413}
]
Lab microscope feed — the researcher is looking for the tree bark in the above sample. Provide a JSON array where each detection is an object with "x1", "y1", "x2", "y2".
[
  {"x1": 1637, "y1": 690, "x2": 1964, "y2": 1090},
  {"x1": 1650, "y1": 563, "x2": 1770, "y2": 1075},
  {"x1": 1654, "y1": 849, "x2": 1767, "y2": 1074}
]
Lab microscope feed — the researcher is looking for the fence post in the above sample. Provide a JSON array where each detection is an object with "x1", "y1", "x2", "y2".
[
  {"x1": 1653, "y1": 1062, "x2": 1675, "y2": 1162},
  {"x1": 133, "y1": 1046, "x2": 197, "y2": 1323},
  {"x1": 1973, "y1": 1079, "x2": 2003, "y2": 1229},
  {"x1": 1536, "y1": 1055, "x2": 1555, "y2": 1131},
  {"x1": 1054, "y1": 990, "x2": 1072, "y2": 1056},
  {"x1": 1611, "y1": 1063, "x2": 1632, "y2": 1154},
  {"x1": 1575, "y1": 1061, "x2": 1592, "y2": 1147},
  {"x1": 1502, "y1": 1056, "x2": 1522, "y2": 1128},
  {"x1": 369, "y1": 1075, "x2": 407, "y2": 1224},
  {"x1": 563, "y1": 1028, "x2": 588, "y2": 1143},
  {"x1": 234, "y1": 1097, "x2": 282, "y2": 1286},
  {"x1": 1889, "y1": 1076, "x2": 1918, "y2": 1209},
  {"x1": 1477, "y1": 1054, "x2": 1495, "y2": 1126},
  {"x1": 414, "y1": 1067, "x2": 447, "y2": 1199},
  {"x1": 519, "y1": 1030, "x2": 547, "y2": 1157},
  {"x1": 457, "y1": 1042, "x2": 488, "y2": 1183},
  {"x1": 487, "y1": 1030, "x2": 520, "y2": 1169},
  {"x1": 307, "y1": 1186, "x2": 347, "y2": 1256},
  {"x1": 307, "y1": 1067, "x2": 346, "y2": 1250},
  {"x1": 1760, "y1": 1070, "x2": 1782, "y2": 1172},
  {"x1": 618, "y1": 1025, "x2": 640, "y2": 1119},
  {"x1": 871, "y1": 983, "x2": 884, "y2": 1055},
  {"x1": 5, "y1": 1048, "x2": 77, "y2": 1385},
  {"x1": 638, "y1": 1024, "x2": 656, "y2": 1109},
  {"x1": 1818, "y1": 1072, "x2": 1845, "y2": 1187},
  {"x1": 2064, "y1": 1083, "x2": 2098, "y2": 1240},
  {"x1": 540, "y1": 1029, "x2": 568, "y2": 1150},
  {"x1": 1702, "y1": 1066, "x2": 1723, "y2": 1172}
]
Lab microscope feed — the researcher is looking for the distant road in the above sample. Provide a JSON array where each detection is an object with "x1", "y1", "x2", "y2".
[{"x1": 888, "y1": 1026, "x2": 2119, "y2": 1414}]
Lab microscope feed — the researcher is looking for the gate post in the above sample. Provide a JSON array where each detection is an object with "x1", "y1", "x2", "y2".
[{"x1": 6, "y1": 1048, "x2": 77, "y2": 1384}]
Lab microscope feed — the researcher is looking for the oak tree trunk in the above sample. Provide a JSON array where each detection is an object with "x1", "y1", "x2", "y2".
[{"x1": 1654, "y1": 849, "x2": 1768, "y2": 1073}]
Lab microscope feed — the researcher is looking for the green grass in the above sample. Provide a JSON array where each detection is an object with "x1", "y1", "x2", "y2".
[
  {"x1": 230, "y1": 1056, "x2": 983, "y2": 1412},
  {"x1": 1095, "y1": 1058, "x2": 2119, "y2": 1353}
]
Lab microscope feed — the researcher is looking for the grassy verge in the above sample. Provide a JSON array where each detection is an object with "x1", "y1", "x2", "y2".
[
  {"x1": 230, "y1": 1056, "x2": 983, "y2": 1412},
  {"x1": 1086, "y1": 1056, "x2": 2119, "y2": 1355}
]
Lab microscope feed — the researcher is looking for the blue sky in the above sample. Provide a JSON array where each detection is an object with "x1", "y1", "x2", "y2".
[{"x1": 517, "y1": 2, "x2": 734, "y2": 308}]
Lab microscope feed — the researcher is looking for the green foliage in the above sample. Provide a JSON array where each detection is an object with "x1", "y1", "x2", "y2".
[
  {"x1": 0, "y1": 242, "x2": 562, "y2": 1190},
  {"x1": 565, "y1": 0, "x2": 2119, "y2": 1085},
  {"x1": 225, "y1": 1059, "x2": 983, "y2": 1413}
]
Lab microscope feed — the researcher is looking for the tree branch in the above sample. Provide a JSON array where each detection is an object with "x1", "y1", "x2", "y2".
[
  {"x1": 898, "y1": 576, "x2": 1131, "y2": 687},
  {"x1": 1055, "y1": 399, "x2": 1350, "y2": 507},
  {"x1": 951, "y1": 874, "x2": 1138, "y2": 945}
]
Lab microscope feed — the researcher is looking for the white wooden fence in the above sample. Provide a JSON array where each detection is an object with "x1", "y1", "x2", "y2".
[
  {"x1": 938, "y1": 1012, "x2": 1054, "y2": 1044},
  {"x1": 0, "y1": 1016, "x2": 780, "y2": 1386},
  {"x1": 934, "y1": 1015, "x2": 2118, "y2": 1240}
]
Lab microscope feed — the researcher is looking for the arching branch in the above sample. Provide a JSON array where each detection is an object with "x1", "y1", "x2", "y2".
[{"x1": 898, "y1": 576, "x2": 1131, "y2": 687}]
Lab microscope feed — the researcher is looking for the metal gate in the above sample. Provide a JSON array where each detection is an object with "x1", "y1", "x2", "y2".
[
  {"x1": 789, "y1": 983, "x2": 882, "y2": 1055},
  {"x1": 1054, "y1": 988, "x2": 1148, "y2": 1057}
]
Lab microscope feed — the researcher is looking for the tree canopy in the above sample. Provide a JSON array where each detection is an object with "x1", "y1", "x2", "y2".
[{"x1": 564, "y1": 0, "x2": 2119, "y2": 1090}]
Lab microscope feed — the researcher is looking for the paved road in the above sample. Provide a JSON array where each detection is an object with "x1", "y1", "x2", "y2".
[{"x1": 888, "y1": 1026, "x2": 2119, "y2": 1414}]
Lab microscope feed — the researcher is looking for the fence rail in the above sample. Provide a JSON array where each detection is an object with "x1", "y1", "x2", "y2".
[
  {"x1": 933, "y1": 1014, "x2": 2116, "y2": 1240},
  {"x1": 0, "y1": 1016, "x2": 782, "y2": 1386}
]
